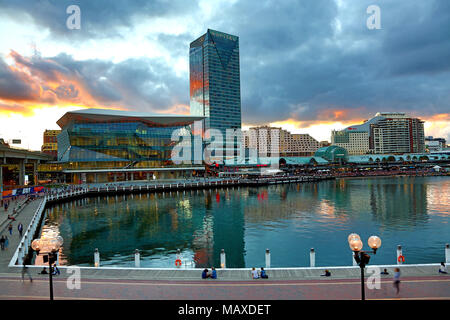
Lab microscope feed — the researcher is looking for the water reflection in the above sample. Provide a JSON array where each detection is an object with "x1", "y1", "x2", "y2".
[{"x1": 38, "y1": 177, "x2": 450, "y2": 267}]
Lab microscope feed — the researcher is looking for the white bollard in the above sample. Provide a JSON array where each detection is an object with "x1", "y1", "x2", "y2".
[
  {"x1": 18, "y1": 247, "x2": 23, "y2": 265},
  {"x1": 446, "y1": 244, "x2": 450, "y2": 264},
  {"x1": 353, "y1": 252, "x2": 358, "y2": 266},
  {"x1": 220, "y1": 249, "x2": 226, "y2": 268},
  {"x1": 135, "y1": 249, "x2": 140, "y2": 268},
  {"x1": 265, "y1": 249, "x2": 271, "y2": 268},
  {"x1": 397, "y1": 245, "x2": 403, "y2": 265},
  {"x1": 310, "y1": 248, "x2": 315, "y2": 267},
  {"x1": 94, "y1": 248, "x2": 100, "y2": 267}
]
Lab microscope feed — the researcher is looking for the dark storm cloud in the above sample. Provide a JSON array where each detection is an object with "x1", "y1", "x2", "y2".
[
  {"x1": 201, "y1": 0, "x2": 450, "y2": 124},
  {"x1": 1, "y1": 0, "x2": 449, "y2": 127},
  {"x1": 0, "y1": 51, "x2": 188, "y2": 112},
  {"x1": 0, "y1": 57, "x2": 39, "y2": 101},
  {"x1": 0, "y1": 0, "x2": 199, "y2": 40}
]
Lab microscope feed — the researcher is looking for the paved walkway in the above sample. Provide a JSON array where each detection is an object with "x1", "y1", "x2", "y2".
[
  {"x1": 0, "y1": 193, "x2": 449, "y2": 300},
  {"x1": 0, "y1": 275, "x2": 449, "y2": 300},
  {"x1": 0, "y1": 197, "x2": 44, "y2": 272}
]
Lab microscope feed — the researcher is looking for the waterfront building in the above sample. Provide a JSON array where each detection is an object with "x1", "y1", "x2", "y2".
[
  {"x1": 370, "y1": 113, "x2": 425, "y2": 154},
  {"x1": 244, "y1": 126, "x2": 320, "y2": 157},
  {"x1": 53, "y1": 108, "x2": 205, "y2": 183},
  {"x1": 190, "y1": 29, "x2": 242, "y2": 162},
  {"x1": 331, "y1": 130, "x2": 370, "y2": 155},
  {"x1": 425, "y1": 136, "x2": 447, "y2": 152},
  {"x1": 314, "y1": 145, "x2": 348, "y2": 163},
  {"x1": 41, "y1": 129, "x2": 61, "y2": 159},
  {"x1": 331, "y1": 112, "x2": 425, "y2": 154}
]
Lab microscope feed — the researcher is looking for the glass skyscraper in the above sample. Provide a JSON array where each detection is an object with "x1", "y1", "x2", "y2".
[{"x1": 190, "y1": 29, "x2": 242, "y2": 161}]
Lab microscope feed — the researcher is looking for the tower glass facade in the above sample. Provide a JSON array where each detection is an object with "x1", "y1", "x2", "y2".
[{"x1": 190, "y1": 29, "x2": 242, "y2": 161}]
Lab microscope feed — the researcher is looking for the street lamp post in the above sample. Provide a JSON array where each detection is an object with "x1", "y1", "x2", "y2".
[
  {"x1": 348, "y1": 233, "x2": 381, "y2": 301},
  {"x1": 31, "y1": 231, "x2": 63, "y2": 300}
]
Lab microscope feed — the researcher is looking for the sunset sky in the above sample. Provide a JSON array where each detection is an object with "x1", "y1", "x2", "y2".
[{"x1": 0, "y1": 0, "x2": 449, "y2": 151}]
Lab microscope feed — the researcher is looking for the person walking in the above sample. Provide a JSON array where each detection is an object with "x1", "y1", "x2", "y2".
[
  {"x1": 393, "y1": 267, "x2": 401, "y2": 295},
  {"x1": 21, "y1": 262, "x2": 32, "y2": 282},
  {"x1": 8, "y1": 223, "x2": 12, "y2": 235},
  {"x1": 0, "y1": 236, "x2": 5, "y2": 250},
  {"x1": 4, "y1": 236, "x2": 8, "y2": 250},
  {"x1": 18, "y1": 222, "x2": 23, "y2": 237}
]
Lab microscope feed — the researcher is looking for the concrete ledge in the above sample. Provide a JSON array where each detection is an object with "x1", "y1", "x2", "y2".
[{"x1": 7, "y1": 264, "x2": 447, "y2": 281}]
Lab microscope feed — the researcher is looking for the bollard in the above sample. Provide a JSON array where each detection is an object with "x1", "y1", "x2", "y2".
[
  {"x1": 220, "y1": 249, "x2": 226, "y2": 268},
  {"x1": 310, "y1": 248, "x2": 315, "y2": 267},
  {"x1": 397, "y1": 245, "x2": 403, "y2": 265},
  {"x1": 265, "y1": 249, "x2": 271, "y2": 268},
  {"x1": 135, "y1": 249, "x2": 140, "y2": 268},
  {"x1": 353, "y1": 251, "x2": 358, "y2": 266},
  {"x1": 94, "y1": 248, "x2": 100, "y2": 267},
  {"x1": 446, "y1": 244, "x2": 450, "y2": 264},
  {"x1": 18, "y1": 247, "x2": 23, "y2": 265}
]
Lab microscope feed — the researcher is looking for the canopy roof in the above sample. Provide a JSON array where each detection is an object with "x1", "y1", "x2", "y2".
[{"x1": 57, "y1": 108, "x2": 205, "y2": 128}]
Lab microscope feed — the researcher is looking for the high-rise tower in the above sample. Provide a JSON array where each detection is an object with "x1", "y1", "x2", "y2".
[{"x1": 190, "y1": 29, "x2": 242, "y2": 161}]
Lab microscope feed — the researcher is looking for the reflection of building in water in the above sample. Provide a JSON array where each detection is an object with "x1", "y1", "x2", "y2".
[
  {"x1": 244, "y1": 183, "x2": 347, "y2": 223},
  {"x1": 211, "y1": 189, "x2": 245, "y2": 268},
  {"x1": 426, "y1": 179, "x2": 450, "y2": 217},
  {"x1": 367, "y1": 178, "x2": 429, "y2": 228}
]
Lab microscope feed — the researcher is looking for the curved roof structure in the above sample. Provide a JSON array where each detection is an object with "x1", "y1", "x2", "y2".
[
  {"x1": 57, "y1": 108, "x2": 205, "y2": 129},
  {"x1": 314, "y1": 145, "x2": 348, "y2": 162}
]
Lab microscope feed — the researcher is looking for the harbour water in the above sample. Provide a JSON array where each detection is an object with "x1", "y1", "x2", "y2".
[{"x1": 38, "y1": 176, "x2": 450, "y2": 268}]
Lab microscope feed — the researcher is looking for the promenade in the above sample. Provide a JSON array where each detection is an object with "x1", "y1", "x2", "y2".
[{"x1": 0, "y1": 178, "x2": 449, "y2": 300}]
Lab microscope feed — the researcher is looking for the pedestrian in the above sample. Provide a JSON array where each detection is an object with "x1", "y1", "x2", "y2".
[
  {"x1": 21, "y1": 262, "x2": 32, "y2": 282},
  {"x1": 260, "y1": 267, "x2": 269, "y2": 279},
  {"x1": 439, "y1": 262, "x2": 448, "y2": 274},
  {"x1": 393, "y1": 267, "x2": 401, "y2": 294},
  {"x1": 18, "y1": 223, "x2": 23, "y2": 237},
  {"x1": 4, "y1": 236, "x2": 8, "y2": 250},
  {"x1": 8, "y1": 223, "x2": 12, "y2": 235},
  {"x1": 52, "y1": 264, "x2": 60, "y2": 276},
  {"x1": 211, "y1": 267, "x2": 217, "y2": 279},
  {"x1": 0, "y1": 236, "x2": 4, "y2": 250},
  {"x1": 381, "y1": 268, "x2": 389, "y2": 275},
  {"x1": 251, "y1": 267, "x2": 259, "y2": 279}
]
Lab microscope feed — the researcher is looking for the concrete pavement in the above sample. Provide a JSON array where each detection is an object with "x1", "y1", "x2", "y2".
[{"x1": 0, "y1": 274, "x2": 449, "y2": 300}]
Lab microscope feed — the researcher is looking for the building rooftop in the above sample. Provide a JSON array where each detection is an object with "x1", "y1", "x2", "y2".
[{"x1": 57, "y1": 108, "x2": 205, "y2": 128}]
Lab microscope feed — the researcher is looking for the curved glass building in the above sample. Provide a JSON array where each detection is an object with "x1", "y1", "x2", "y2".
[{"x1": 53, "y1": 108, "x2": 205, "y2": 183}]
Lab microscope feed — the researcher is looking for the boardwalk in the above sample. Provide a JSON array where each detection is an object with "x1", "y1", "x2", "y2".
[
  {"x1": 0, "y1": 187, "x2": 449, "y2": 301},
  {"x1": 0, "y1": 275, "x2": 449, "y2": 300}
]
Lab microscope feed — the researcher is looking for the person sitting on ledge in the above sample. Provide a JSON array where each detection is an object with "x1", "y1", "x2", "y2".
[
  {"x1": 202, "y1": 268, "x2": 210, "y2": 279},
  {"x1": 439, "y1": 262, "x2": 448, "y2": 274},
  {"x1": 251, "y1": 267, "x2": 259, "y2": 279},
  {"x1": 39, "y1": 267, "x2": 48, "y2": 274},
  {"x1": 211, "y1": 267, "x2": 217, "y2": 279},
  {"x1": 260, "y1": 267, "x2": 268, "y2": 279},
  {"x1": 321, "y1": 270, "x2": 331, "y2": 277}
]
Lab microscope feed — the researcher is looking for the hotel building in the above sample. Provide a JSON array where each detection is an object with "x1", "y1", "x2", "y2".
[
  {"x1": 41, "y1": 129, "x2": 61, "y2": 159},
  {"x1": 243, "y1": 126, "x2": 320, "y2": 157},
  {"x1": 332, "y1": 112, "x2": 425, "y2": 155},
  {"x1": 190, "y1": 29, "x2": 242, "y2": 161}
]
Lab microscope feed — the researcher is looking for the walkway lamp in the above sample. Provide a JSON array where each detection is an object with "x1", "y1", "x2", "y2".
[
  {"x1": 31, "y1": 231, "x2": 63, "y2": 300},
  {"x1": 348, "y1": 233, "x2": 381, "y2": 300}
]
